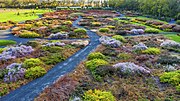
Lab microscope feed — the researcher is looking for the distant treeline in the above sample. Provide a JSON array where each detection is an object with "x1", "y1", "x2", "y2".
[
  {"x1": 109, "y1": 0, "x2": 180, "y2": 20},
  {"x1": 0, "y1": 0, "x2": 179, "y2": 20}
]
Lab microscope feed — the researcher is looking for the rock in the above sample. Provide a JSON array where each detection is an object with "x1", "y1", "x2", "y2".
[
  {"x1": 99, "y1": 36, "x2": 122, "y2": 48},
  {"x1": 113, "y1": 62, "x2": 151, "y2": 74}
]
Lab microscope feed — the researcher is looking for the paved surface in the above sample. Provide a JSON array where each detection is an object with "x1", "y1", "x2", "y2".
[{"x1": 0, "y1": 16, "x2": 100, "y2": 101}]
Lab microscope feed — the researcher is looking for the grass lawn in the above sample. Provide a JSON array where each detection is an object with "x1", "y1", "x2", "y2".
[
  {"x1": 163, "y1": 33, "x2": 180, "y2": 42},
  {"x1": 0, "y1": 9, "x2": 53, "y2": 22},
  {"x1": 0, "y1": 40, "x2": 16, "y2": 46}
]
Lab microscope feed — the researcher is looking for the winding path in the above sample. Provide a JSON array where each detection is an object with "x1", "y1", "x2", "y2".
[{"x1": 0, "y1": 16, "x2": 100, "y2": 101}]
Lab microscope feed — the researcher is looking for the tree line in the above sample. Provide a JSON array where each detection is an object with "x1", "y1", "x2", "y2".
[{"x1": 109, "y1": 0, "x2": 180, "y2": 20}]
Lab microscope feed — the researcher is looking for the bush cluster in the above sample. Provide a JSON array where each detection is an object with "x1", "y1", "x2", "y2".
[
  {"x1": 144, "y1": 28, "x2": 159, "y2": 34},
  {"x1": 88, "y1": 52, "x2": 106, "y2": 60},
  {"x1": 74, "y1": 28, "x2": 87, "y2": 34},
  {"x1": 85, "y1": 59, "x2": 109, "y2": 71},
  {"x1": 23, "y1": 58, "x2": 43, "y2": 69},
  {"x1": 142, "y1": 48, "x2": 161, "y2": 55},
  {"x1": 83, "y1": 89, "x2": 115, "y2": 101},
  {"x1": 19, "y1": 30, "x2": 40, "y2": 38},
  {"x1": 112, "y1": 35, "x2": 126, "y2": 42},
  {"x1": 25, "y1": 66, "x2": 46, "y2": 79},
  {"x1": 118, "y1": 53, "x2": 132, "y2": 60},
  {"x1": 160, "y1": 70, "x2": 180, "y2": 91},
  {"x1": 99, "y1": 28, "x2": 110, "y2": 33},
  {"x1": 91, "y1": 22, "x2": 101, "y2": 26},
  {"x1": 0, "y1": 40, "x2": 16, "y2": 46}
]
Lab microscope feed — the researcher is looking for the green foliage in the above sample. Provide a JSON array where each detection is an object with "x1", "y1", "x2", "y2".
[
  {"x1": 91, "y1": 22, "x2": 101, "y2": 26},
  {"x1": 113, "y1": 18, "x2": 119, "y2": 21},
  {"x1": 40, "y1": 53, "x2": 65, "y2": 65},
  {"x1": 25, "y1": 66, "x2": 46, "y2": 79},
  {"x1": 176, "y1": 20, "x2": 180, "y2": 25},
  {"x1": 145, "y1": 28, "x2": 159, "y2": 34},
  {"x1": 99, "y1": 28, "x2": 110, "y2": 33},
  {"x1": 19, "y1": 30, "x2": 40, "y2": 38},
  {"x1": 41, "y1": 46, "x2": 63, "y2": 53},
  {"x1": 164, "y1": 34, "x2": 180, "y2": 42},
  {"x1": 63, "y1": 21, "x2": 72, "y2": 25},
  {"x1": 74, "y1": 28, "x2": 87, "y2": 34},
  {"x1": 106, "y1": 25, "x2": 115, "y2": 29},
  {"x1": 112, "y1": 35, "x2": 126, "y2": 42},
  {"x1": 0, "y1": 40, "x2": 16, "y2": 46},
  {"x1": 157, "y1": 55, "x2": 180, "y2": 64},
  {"x1": 176, "y1": 84, "x2": 180, "y2": 92},
  {"x1": 23, "y1": 58, "x2": 43, "y2": 69},
  {"x1": 0, "y1": 69, "x2": 8, "y2": 79},
  {"x1": 85, "y1": 59, "x2": 109, "y2": 71},
  {"x1": 160, "y1": 70, "x2": 180, "y2": 91},
  {"x1": 142, "y1": 48, "x2": 161, "y2": 55},
  {"x1": 88, "y1": 52, "x2": 106, "y2": 60},
  {"x1": 83, "y1": 89, "x2": 115, "y2": 101},
  {"x1": 118, "y1": 53, "x2": 132, "y2": 60}
]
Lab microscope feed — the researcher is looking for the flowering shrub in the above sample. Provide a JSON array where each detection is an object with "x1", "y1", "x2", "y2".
[
  {"x1": 49, "y1": 32, "x2": 69, "y2": 39},
  {"x1": 160, "y1": 40, "x2": 180, "y2": 48},
  {"x1": 144, "y1": 28, "x2": 159, "y2": 34},
  {"x1": 43, "y1": 42, "x2": 66, "y2": 47},
  {"x1": 132, "y1": 43, "x2": 148, "y2": 51},
  {"x1": 85, "y1": 59, "x2": 109, "y2": 71},
  {"x1": 0, "y1": 45, "x2": 34, "y2": 61},
  {"x1": 25, "y1": 66, "x2": 46, "y2": 79},
  {"x1": 74, "y1": 28, "x2": 87, "y2": 34},
  {"x1": 99, "y1": 28, "x2": 110, "y2": 33},
  {"x1": 3, "y1": 63, "x2": 26, "y2": 83},
  {"x1": 142, "y1": 48, "x2": 161, "y2": 55},
  {"x1": 99, "y1": 36, "x2": 122, "y2": 48},
  {"x1": 71, "y1": 40, "x2": 89, "y2": 47},
  {"x1": 113, "y1": 62, "x2": 150, "y2": 74},
  {"x1": 19, "y1": 30, "x2": 40, "y2": 38},
  {"x1": 88, "y1": 52, "x2": 106, "y2": 60},
  {"x1": 160, "y1": 70, "x2": 180, "y2": 91},
  {"x1": 83, "y1": 89, "x2": 115, "y2": 101},
  {"x1": 130, "y1": 29, "x2": 144, "y2": 34},
  {"x1": 23, "y1": 58, "x2": 43, "y2": 69},
  {"x1": 112, "y1": 35, "x2": 126, "y2": 42}
]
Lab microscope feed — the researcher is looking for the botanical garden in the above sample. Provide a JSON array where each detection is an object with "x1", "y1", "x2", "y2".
[{"x1": 0, "y1": 0, "x2": 179, "y2": 101}]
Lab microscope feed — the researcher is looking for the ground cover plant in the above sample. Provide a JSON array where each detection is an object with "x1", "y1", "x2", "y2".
[{"x1": 0, "y1": 40, "x2": 16, "y2": 46}]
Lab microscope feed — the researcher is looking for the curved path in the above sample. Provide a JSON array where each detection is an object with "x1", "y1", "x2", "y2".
[{"x1": 0, "y1": 16, "x2": 100, "y2": 101}]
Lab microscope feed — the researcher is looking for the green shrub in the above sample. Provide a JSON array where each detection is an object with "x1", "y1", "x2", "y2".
[
  {"x1": 85, "y1": 59, "x2": 109, "y2": 71},
  {"x1": 99, "y1": 28, "x2": 110, "y2": 33},
  {"x1": 25, "y1": 66, "x2": 46, "y2": 79},
  {"x1": 19, "y1": 30, "x2": 40, "y2": 38},
  {"x1": 106, "y1": 25, "x2": 115, "y2": 29},
  {"x1": 88, "y1": 52, "x2": 106, "y2": 60},
  {"x1": 112, "y1": 35, "x2": 126, "y2": 42},
  {"x1": 64, "y1": 21, "x2": 72, "y2": 25},
  {"x1": 145, "y1": 28, "x2": 159, "y2": 34},
  {"x1": 23, "y1": 58, "x2": 43, "y2": 69},
  {"x1": 40, "y1": 53, "x2": 65, "y2": 65},
  {"x1": 176, "y1": 84, "x2": 180, "y2": 92},
  {"x1": 0, "y1": 40, "x2": 16, "y2": 46},
  {"x1": 74, "y1": 28, "x2": 87, "y2": 34},
  {"x1": 41, "y1": 46, "x2": 63, "y2": 53},
  {"x1": 118, "y1": 53, "x2": 132, "y2": 60},
  {"x1": 160, "y1": 70, "x2": 180, "y2": 91},
  {"x1": 176, "y1": 20, "x2": 180, "y2": 25},
  {"x1": 142, "y1": 48, "x2": 161, "y2": 55},
  {"x1": 83, "y1": 89, "x2": 115, "y2": 101},
  {"x1": 0, "y1": 48, "x2": 5, "y2": 53},
  {"x1": 91, "y1": 22, "x2": 101, "y2": 26},
  {"x1": 113, "y1": 18, "x2": 119, "y2": 21}
]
